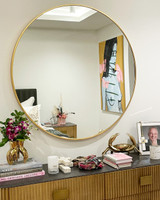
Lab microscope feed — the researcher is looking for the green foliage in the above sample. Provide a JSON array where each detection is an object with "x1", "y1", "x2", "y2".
[{"x1": 0, "y1": 110, "x2": 32, "y2": 147}]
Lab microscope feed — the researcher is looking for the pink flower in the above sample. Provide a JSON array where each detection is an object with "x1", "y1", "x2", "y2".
[
  {"x1": 6, "y1": 126, "x2": 12, "y2": 133},
  {"x1": 62, "y1": 114, "x2": 67, "y2": 119},
  {"x1": 20, "y1": 121, "x2": 29, "y2": 130},
  {"x1": 8, "y1": 119, "x2": 14, "y2": 125},
  {"x1": 14, "y1": 126, "x2": 21, "y2": 133},
  {"x1": 8, "y1": 133, "x2": 18, "y2": 140},
  {"x1": 57, "y1": 114, "x2": 62, "y2": 118}
]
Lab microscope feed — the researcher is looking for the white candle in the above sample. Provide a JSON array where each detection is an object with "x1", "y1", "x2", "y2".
[
  {"x1": 48, "y1": 156, "x2": 59, "y2": 174},
  {"x1": 150, "y1": 145, "x2": 160, "y2": 160}
]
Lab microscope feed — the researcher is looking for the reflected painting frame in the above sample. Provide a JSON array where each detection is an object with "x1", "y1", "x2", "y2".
[{"x1": 99, "y1": 35, "x2": 125, "y2": 113}]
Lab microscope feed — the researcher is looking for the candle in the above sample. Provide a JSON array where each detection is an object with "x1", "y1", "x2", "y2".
[
  {"x1": 150, "y1": 145, "x2": 160, "y2": 160},
  {"x1": 48, "y1": 156, "x2": 59, "y2": 174}
]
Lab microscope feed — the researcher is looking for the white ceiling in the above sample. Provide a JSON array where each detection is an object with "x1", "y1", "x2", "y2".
[{"x1": 29, "y1": 12, "x2": 113, "y2": 31}]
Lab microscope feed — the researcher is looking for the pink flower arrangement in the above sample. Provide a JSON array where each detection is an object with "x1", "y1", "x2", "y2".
[
  {"x1": 57, "y1": 113, "x2": 67, "y2": 119},
  {"x1": 0, "y1": 110, "x2": 32, "y2": 147},
  {"x1": 56, "y1": 106, "x2": 67, "y2": 119}
]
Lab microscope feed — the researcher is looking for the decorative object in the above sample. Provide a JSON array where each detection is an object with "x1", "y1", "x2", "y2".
[
  {"x1": 137, "y1": 121, "x2": 160, "y2": 155},
  {"x1": 73, "y1": 155, "x2": 103, "y2": 170},
  {"x1": 150, "y1": 145, "x2": 160, "y2": 159},
  {"x1": 52, "y1": 104, "x2": 75, "y2": 126},
  {"x1": 59, "y1": 165, "x2": 71, "y2": 174},
  {"x1": 48, "y1": 156, "x2": 59, "y2": 174},
  {"x1": 0, "y1": 110, "x2": 32, "y2": 164},
  {"x1": 102, "y1": 133, "x2": 141, "y2": 156},
  {"x1": 59, "y1": 157, "x2": 73, "y2": 167},
  {"x1": 7, "y1": 141, "x2": 29, "y2": 165},
  {"x1": 99, "y1": 35, "x2": 125, "y2": 113},
  {"x1": 72, "y1": 156, "x2": 87, "y2": 167}
]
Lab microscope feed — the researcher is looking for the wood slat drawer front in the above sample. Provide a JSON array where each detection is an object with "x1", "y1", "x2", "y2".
[
  {"x1": 9, "y1": 174, "x2": 104, "y2": 200},
  {"x1": 109, "y1": 190, "x2": 160, "y2": 200},
  {"x1": 0, "y1": 188, "x2": 9, "y2": 200},
  {"x1": 105, "y1": 165, "x2": 160, "y2": 200}
]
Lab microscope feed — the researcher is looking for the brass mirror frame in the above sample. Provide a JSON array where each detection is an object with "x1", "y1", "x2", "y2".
[{"x1": 11, "y1": 4, "x2": 136, "y2": 141}]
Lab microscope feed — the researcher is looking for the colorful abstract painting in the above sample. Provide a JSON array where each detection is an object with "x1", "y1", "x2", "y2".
[{"x1": 99, "y1": 35, "x2": 125, "y2": 113}]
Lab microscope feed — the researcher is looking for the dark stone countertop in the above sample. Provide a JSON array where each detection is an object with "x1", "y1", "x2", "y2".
[{"x1": 1, "y1": 154, "x2": 160, "y2": 189}]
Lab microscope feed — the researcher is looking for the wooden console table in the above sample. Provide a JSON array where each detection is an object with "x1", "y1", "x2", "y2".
[{"x1": 1, "y1": 154, "x2": 160, "y2": 200}]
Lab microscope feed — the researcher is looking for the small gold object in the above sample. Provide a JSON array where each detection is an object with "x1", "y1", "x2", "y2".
[
  {"x1": 7, "y1": 141, "x2": 28, "y2": 165},
  {"x1": 102, "y1": 133, "x2": 141, "y2": 156},
  {"x1": 6, "y1": 141, "x2": 19, "y2": 164},
  {"x1": 53, "y1": 189, "x2": 69, "y2": 200}
]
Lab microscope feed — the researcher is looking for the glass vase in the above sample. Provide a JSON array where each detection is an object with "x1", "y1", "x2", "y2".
[{"x1": 57, "y1": 118, "x2": 66, "y2": 125}]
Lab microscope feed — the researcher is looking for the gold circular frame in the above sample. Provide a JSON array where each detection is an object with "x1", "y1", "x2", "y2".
[{"x1": 11, "y1": 4, "x2": 136, "y2": 141}]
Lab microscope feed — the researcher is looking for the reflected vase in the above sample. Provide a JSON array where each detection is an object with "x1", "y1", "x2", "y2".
[
  {"x1": 57, "y1": 118, "x2": 66, "y2": 125},
  {"x1": 6, "y1": 141, "x2": 28, "y2": 165}
]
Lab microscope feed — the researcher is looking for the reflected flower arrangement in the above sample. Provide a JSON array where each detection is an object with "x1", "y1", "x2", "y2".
[{"x1": 51, "y1": 105, "x2": 75, "y2": 125}]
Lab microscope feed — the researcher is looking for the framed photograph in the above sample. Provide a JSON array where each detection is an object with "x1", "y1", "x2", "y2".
[{"x1": 137, "y1": 121, "x2": 160, "y2": 155}]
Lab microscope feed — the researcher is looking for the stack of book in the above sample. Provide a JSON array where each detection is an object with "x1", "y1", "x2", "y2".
[
  {"x1": 0, "y1": 158, "x2": 45, "y2": 182},
  {"x1": 103, "y1": 153, "x2": 133, "y2": 169}
]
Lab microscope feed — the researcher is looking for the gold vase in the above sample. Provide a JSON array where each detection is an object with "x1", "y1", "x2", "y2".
[
  {"x1": 6, "y1": 141, "x2": 28, "y2": 165},
  {"x1": 18, "y1": 141, "x2": 28, "y2": 163}
]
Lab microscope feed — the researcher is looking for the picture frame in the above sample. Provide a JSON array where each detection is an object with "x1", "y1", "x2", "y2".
[
  {"x1": 99, "y1": 35, "x2": 125, "y2": 114},
  {"x1": 137, "y1": 121, "x2": 160, "y2": 155}
]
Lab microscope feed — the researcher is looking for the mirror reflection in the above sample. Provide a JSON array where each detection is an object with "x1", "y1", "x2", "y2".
[{"x1": 12, "y1": 5, "x2": 135, "y2": 139}]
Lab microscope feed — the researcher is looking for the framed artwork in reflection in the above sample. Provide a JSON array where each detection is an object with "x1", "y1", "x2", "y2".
[{"x1": 99, "y1": 35, "x2": 125, "y2": 114}]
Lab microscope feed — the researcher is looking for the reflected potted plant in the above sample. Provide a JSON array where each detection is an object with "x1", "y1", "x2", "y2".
[
  {"x1": 0, "y1": 110, "x2": 32, "y2": 165},
  {"x1": 52, "y1": 105, "x2": 75, "y2": 125},
  {"x1": 55, "y1": 106, "x2": 67, "y2": 125}
]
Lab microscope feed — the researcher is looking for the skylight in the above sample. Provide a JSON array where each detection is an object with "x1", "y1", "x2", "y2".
[{"x1": 38, "y1": 6, "x2": 97, "y2": 22}]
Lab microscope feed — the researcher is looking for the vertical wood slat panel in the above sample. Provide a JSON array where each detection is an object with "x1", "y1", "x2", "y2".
[
  {"x1": 112, "y1": 190, "x2": 160, "y2": 200},
  {"x1": 8, "y1": 174, "x2": 104, "y2": 200},
  {"x1": 105, "y1": 165, "x2": 160, "y2": 199},
  {"x1": 0, "y1": 188, "x2": 9, "y2": 200}
]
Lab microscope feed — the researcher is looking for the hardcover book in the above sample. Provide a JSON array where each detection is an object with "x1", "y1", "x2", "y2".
[
  {"x1": 103, "y1": 159, "x2": 132, "y2": 169},
  {"x1": 103, "y1": 156, "x2": 132, "y2": 164},
  {"x1": 0, "y1": 170, "x2": 45, "y2": 182},
  {"x1": 104, "y1": 153, "x2": 132, "y2": 164},
  {"x1": 0, "y1": 167, "x2": 43, "y2": 177},
  {"x1": 0, "y1": 158, "x2": 42, "y2": 173}
]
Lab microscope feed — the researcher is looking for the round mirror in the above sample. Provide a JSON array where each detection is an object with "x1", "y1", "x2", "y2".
[{"x1": 11, "y1": 5, "x2": 136, "y2": 140}]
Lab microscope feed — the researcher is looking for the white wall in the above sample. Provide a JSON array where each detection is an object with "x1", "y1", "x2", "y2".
[
  {"x1": 13, "y1": 28, "x2": 100, "y2": 138},
  {"x1": 13, "y1": 22, "x2": 132, "y2": 137},
  {"x1": 0, "y1": 0, "x2": 160, "y2": 164}
]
